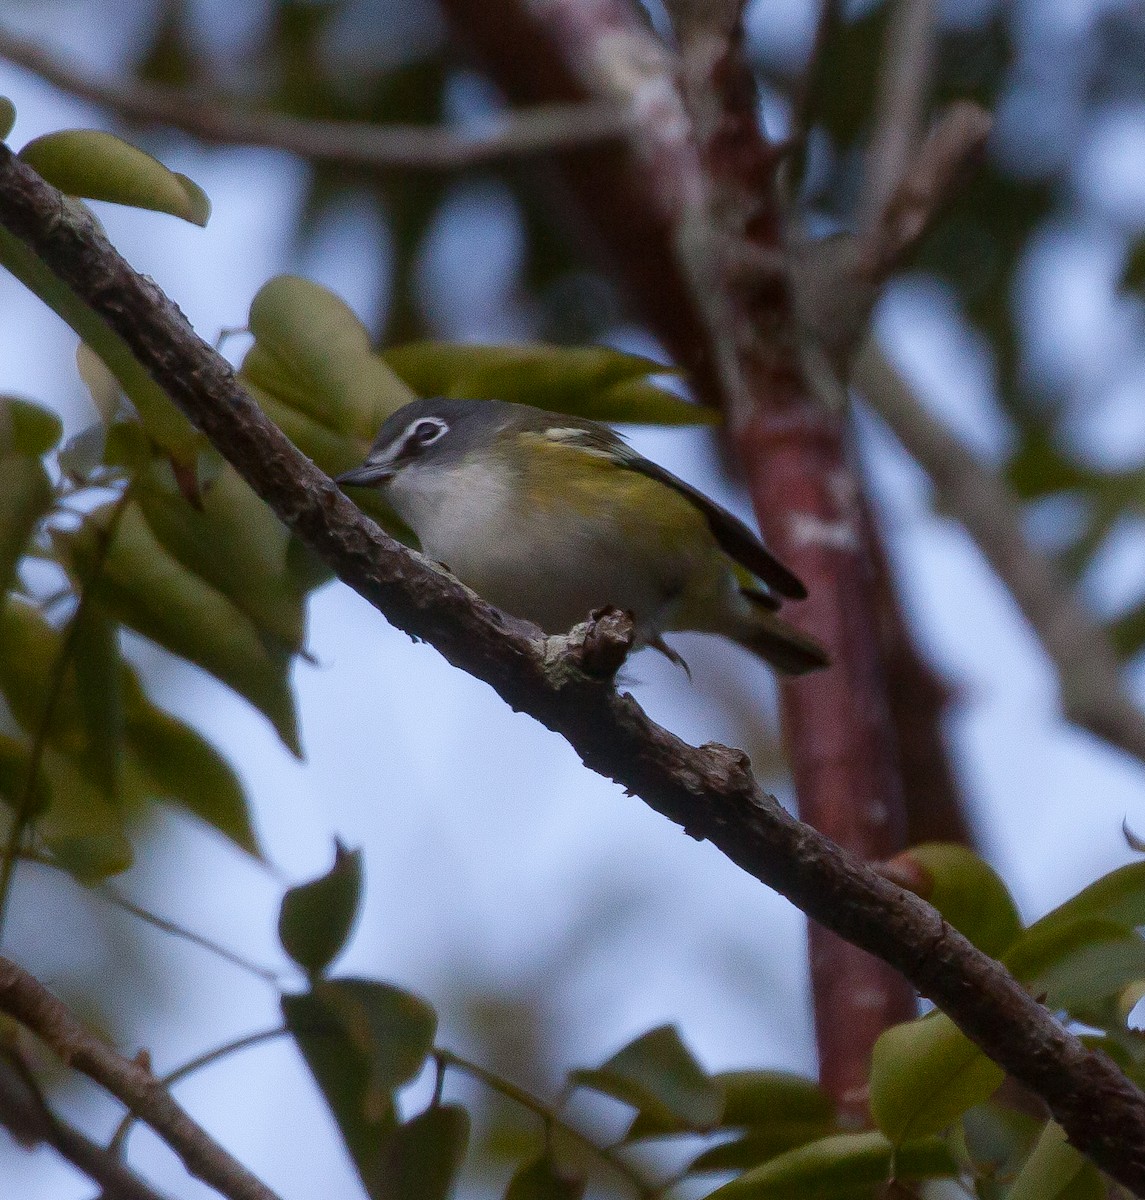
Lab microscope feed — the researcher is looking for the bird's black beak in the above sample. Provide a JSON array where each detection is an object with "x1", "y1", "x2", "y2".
[{"x1": 335, "y1": 461, "x2": 394, "y2": 488}]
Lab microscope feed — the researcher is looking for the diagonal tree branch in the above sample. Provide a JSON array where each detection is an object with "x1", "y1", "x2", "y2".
[
  {"x1": 855, "y1": 339, "x2": 1145, "y2": 767},
  {"x1": 0, "y1": 952, "x2": 281, "y2": 1200},
  {"x1": 0, "y1": 28, "x2": 628, "y2": 171},
  {"x1": 2, "y1": 145, "x2": 1145, "y2": 1195},
  {"x1": 0, "y1": 1047, "x2": 168, "y2": 1200}
]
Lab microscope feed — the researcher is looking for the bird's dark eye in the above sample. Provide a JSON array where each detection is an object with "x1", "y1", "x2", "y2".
[{"x1": 410, "y1": 419, "x2": 446, "y2": 447}]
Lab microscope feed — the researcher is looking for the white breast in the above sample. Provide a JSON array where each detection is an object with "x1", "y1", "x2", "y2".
[{"x1": 383, "y1": 457, "x2": 679, "y2": 637}]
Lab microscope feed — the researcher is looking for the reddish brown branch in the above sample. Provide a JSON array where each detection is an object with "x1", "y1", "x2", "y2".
[
  {"x1": 0, "y1": 955, "x2": 281, "y2": 1200},
  {"x1": 664, "y1": 4, "x2": 917, "y2": 1116},
  {"x1": 3, "y1": 146, "x2": 1145, "y2": 1195}
]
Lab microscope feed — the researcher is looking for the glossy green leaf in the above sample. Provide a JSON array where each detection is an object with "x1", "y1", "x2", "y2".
[
  {"x1": 19, "y1": 130, "x2": 210, "y2": 225},
  {"x1": 1007, "y1": 1122, "x2": 1105, "y2": 1200},
  {"x1": 1003, "y1": 918, "x2": 1145, "y2": 1010},
  {"x1": 121, "y1": 673, "x2": 257, "y2": 855},
  {"x1": 383, "y1": 342, "x2": 714, "y2": 427},
  {"x1": 242, "y1": 275, "x2": 413, "y2": 442},
  {"x1": 869, "y1": 1011, "x2": 1003, "y2": 1143},
  {"x1": 0, "y1": 736, "x2": 39, "y2": 813},
  {"x1": 136, "y1": 463, "x2": 308, "y2": 650},
  {"x1": 37, "y1": 747, "x2": 132, "y2": 881},
  {"x1": 705, "y1": 1131, "x2": 957, "y2": 1199},
  {"x1": 0, "y1": 226, "x2": 201, "y2": 459},
  {"x1": 0, "y1": 598, "x2": 86, "y2": 750},
  {"x1": 70, "y1": 600, "x2": 123, "y2": 798},
  {"x1": 278, "y1": 842, "x2": 363, "y2": 976},
  {"x1": 0, "y1": 396, "x2": 63, "y2": 456},
  {"x1": 960, "y1": 1103, "x2": 1043, "y2": 1191},
  {"x1": 0, "y1": 453, "x2": 51, "y2": 599},
  {"x1": 689, "y1": 1124, "x2": 840, "y2": 1174},
  {"x1": 628, "y1": 1069, "x2": 830, "y2": 1140},
  {"x1": 504, "y1": 1155, "x2": 585, "y2": 1200},
  {"x1": 283, "y1": 989, "x2": 398, "y2": 1190},
  {"x1": 315, "y1": 978, "x2": 437, "y2": 1093},
  {"x1": 375, "y1": 1104, "x2": 469, "y2": 1200},
  {"x1": 887, "y1": 843, "x2": 1022, "y2": 958},
  {"x1": 0, "y1": 98, "x2": 14, "y2": 141},
  {"x1": 571, "y1": 1025, "x2": 722, "y2": 1131},
  {"x1": 1029, "y1": 861, "x2": 1145, "y2": 939},
  {"x1": 58, "y1": 502, "x2": 300, "y2": 754}
]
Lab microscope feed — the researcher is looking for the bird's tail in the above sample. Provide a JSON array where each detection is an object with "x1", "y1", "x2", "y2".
[{"x1": 736, "y1": 595, "x2": 830, "y2": 675}]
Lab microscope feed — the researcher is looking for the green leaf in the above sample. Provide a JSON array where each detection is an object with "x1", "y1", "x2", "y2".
[
  {"x1": 1029, "y1": 861, "x2": 1145, "y2": 938},
  {"x1": 36, "y1": 747, "x2": 132, "y2": 880},
  {"x1": 0, "y1": 98, "x2": 15, "y2": 141},
  {"x1": 689, "y1": 1125, "x2": 840, "y2": 1174},
  {"x1": 0, "y1": 227, "x2": 201, "y2": 460},
  {"x1": 70, "y1": 600, "x2": 123, "y2": 798},
  {"x1": 960, "y1": 1103, "x2": 1043, "y2": 1189},
  {"x1": 136, "y1": 463, "x2": 308, "y2": 650},
  {"x1": 571, "y1": 1025, "x2": 722, "y2": 1131},
  {"x1": 504, "y1": 1156, "x2": 585, "y2": 1200},
  {"x1": 375, "y1": 1104, "x2": 469, "y2": 1200},
  {"x1": 628, "y1": 1069, "x2": 830, "y2": 1140},
  {"x1": 383, "y1": 342, "x2": 714, "y2": 427},
  {"x1": 121, "y1": 674, "x2": 257, "y2": 855},
  {"x1": 315, "y1": 978, "x2": 437, "y2": 1093},
  {"x1": 57, "y1": 501, "x2": 300, "y2": 754},
  {"x1": 283, "y1": 989, "x2": 398, "y2": 1190},
  {"x1": 1003, "y1": 918, "x2": 1145, "y2": 1011},
  {"x1": 278, "y1": 842, "x2": 363, "y2": 976},
  {"x1": 19, "y1": 130, "x2": 210, "y2": 225},
  {"x1": 1120, "y1": 237, "x2": 1145, "y2": 295},
  {"x1": 0, "y1": 598, "x2": 88, "y2": 752},
  {"x1": 869, "y1": 1011, "x2": 1004, "y2": 1144},
  {"x1": 705, "y1": 1131, "x2": 957, "y2": 1199},
  {"x1": 0, "y1": 396, "x2": 64, "y2": 456},
  {"x1": 885, "y1": 843, "x2": 1022, "y2": 958},
  {"x1": 1007, "y1": 1122, "x2": 1105, "y2": 1200},
  {"x1": 242, "y1": 275, "x2": 413, "y2": 447},
  {"x1": 0, "y1": 453, "x2": 51, "y2": 599}
]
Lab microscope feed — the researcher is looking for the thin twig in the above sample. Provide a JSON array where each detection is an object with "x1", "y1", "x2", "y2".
[
  {"x1": 859, "y1": 0, "x2": 936, "y2": 231},
  {"x1": 0, "y1": 28, "x2": 628, "y2": 171},
  {"x1": 0, "y1": 955, "x2": 282, "y2": 1200},
  {"x1": 437, "y1": 1048, "x2": 653, "y2": 1196},
  {"x1": 108, "y1": 1027, "x2": 287, "y2": 1157},
  {"x1": 2, "y1": 146, "x2": 1145, "y2": 1194},
  {"x1": 99, "y1": 884, "x2": 284, "y2": 986},
  {"x1": 855, "y1": 339, "x2": 1145, "y2": 768},
  {"x1": 857, "y1": 101, "x2": 993, "y2": 284},
  {"x1": 0, "y1": 1047, "x2": 168, "y2": 1200},
  {"x1": 0, "y1": 486, "x2": 132, "y2": 941}
]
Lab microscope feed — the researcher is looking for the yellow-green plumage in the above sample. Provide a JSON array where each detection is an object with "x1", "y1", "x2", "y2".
[{"x1": 337, "y1": 398, "x2": 828, "y2": 675}]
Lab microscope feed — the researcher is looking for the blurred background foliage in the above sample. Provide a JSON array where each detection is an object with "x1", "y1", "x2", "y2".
[{"x1": 0, "y1": 0, "x2": 1144, "y2": 1196}]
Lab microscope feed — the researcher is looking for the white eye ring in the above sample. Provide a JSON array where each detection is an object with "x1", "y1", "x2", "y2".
[{"x1": 409, "y1": 418, "x2": 447, "y2": 448}]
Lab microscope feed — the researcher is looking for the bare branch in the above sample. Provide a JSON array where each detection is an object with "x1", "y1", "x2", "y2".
[
  {"x1": 855, "y1": 339, "x2": 1145, "y2": 768},
  {"x1": 0, "y1": 28, "x2": 627, "y2": 171},
  {"x1": 858, "y1": 101, "x2": 993, "y2": 283},
  {"x1": 859, "y1": 0, "x2": 937, "y2": 231},
  {"x1": 0, "y1": 1049, "x2": 168, "y2": 1200},
  {"x1": 3, "y1": 145, "x2": 1145, "y2": 1195},
  {"x1": 0, "y1": 954, "x2": 282, "y2": 1200}
]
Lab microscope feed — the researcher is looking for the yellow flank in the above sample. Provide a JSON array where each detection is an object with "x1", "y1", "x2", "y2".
[{"x1": 514, "y1": 432, "x2": 738, "y2": 636}]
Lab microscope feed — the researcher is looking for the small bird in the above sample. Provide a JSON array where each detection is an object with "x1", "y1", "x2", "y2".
[{"x1": 336, "y1": 398, "x2": 828, "y2": 675}]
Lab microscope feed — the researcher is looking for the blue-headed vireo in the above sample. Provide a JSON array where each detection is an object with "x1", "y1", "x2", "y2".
[{"x1": 336, "y1": 398, "x2": 828, "y2": 675}]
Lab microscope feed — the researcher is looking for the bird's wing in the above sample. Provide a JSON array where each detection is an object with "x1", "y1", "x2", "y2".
[{"x1": 538, "y1": 422, "x2": 808, "y2": 600}]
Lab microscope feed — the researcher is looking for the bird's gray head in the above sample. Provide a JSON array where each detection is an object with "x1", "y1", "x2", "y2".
[{"x1": 335, "y1": 397, "x2": 506, "y2": 488}]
